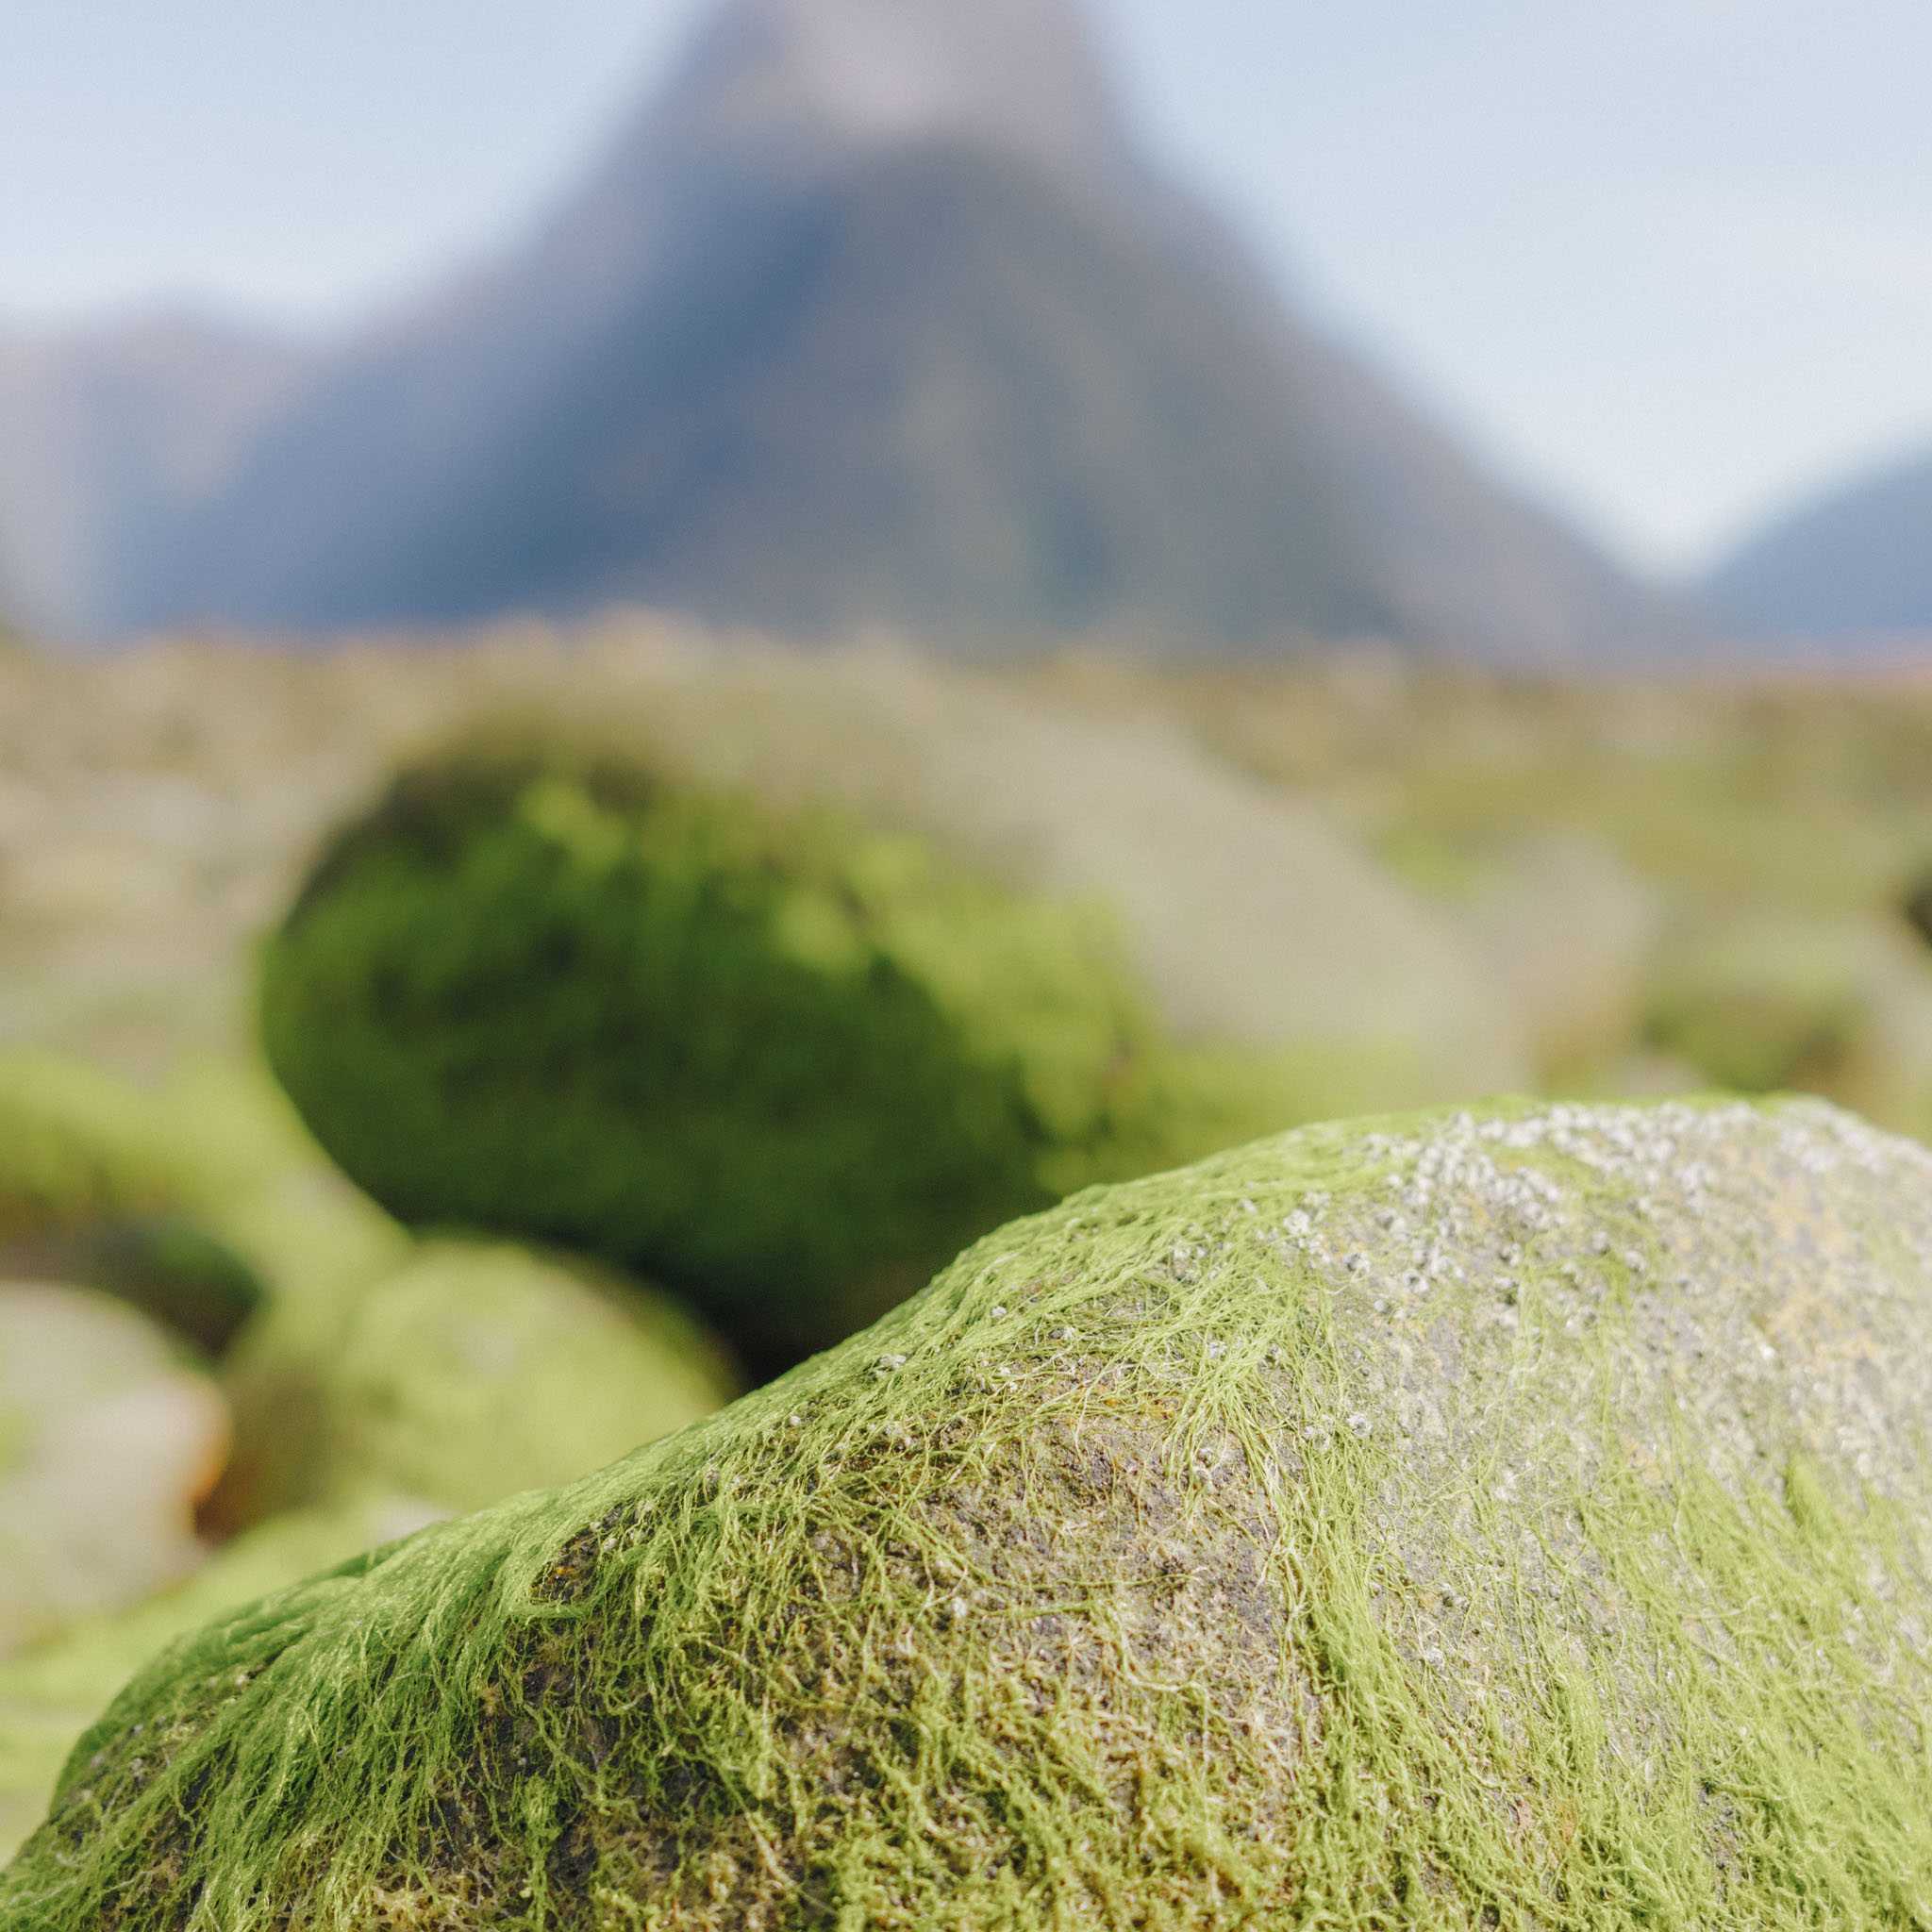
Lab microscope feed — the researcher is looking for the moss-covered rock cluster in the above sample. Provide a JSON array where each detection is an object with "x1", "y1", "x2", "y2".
[
  {"x1": 0, "y1": 1055, "x2": 741, "y2": 1856},
  {"x1": 260, "y1": 662, "x2": 1529, "y2": 1365},
  {"x1": 12, "y1": 630, "x2": 1932, "y2": 1153},
  {"x1": 9, "y1": 1095, "x2": 1932, "y2": 1928}
]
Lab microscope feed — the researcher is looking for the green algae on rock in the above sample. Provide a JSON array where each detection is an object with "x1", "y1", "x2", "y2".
[
  {"x1": 259, "y1": 742, "x2": 1277, "y2": 1362},
  {"x1": 8, "y1": 1095, "x2": 1932, "y2": 1928},
  {"x1": 0, "y1": 1491, "x2": 440, "y2": 1863}
]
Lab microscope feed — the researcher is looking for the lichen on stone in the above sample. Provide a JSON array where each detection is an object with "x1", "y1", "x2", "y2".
[{"x1": 8, "y1": 1095, "x2": 1932, "y2": 1927}]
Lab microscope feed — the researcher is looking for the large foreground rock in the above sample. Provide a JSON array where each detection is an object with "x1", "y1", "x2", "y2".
[
  {"x1": 8, "y1": 1097, "x2": 1932, "y2": 1927},
  {"x1": 0, "y1": 1492, "x2": 438, "y2": 1864}
]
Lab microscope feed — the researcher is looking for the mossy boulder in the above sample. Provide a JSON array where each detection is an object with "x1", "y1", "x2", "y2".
[
  {"x1": 261, "y1": 663, "x2": 1524, "y2": 1361},
  {"x1": 259, "y1": 744, "x2": 1280, "y2": 1363},
  {"x1": 1644, "y1": 911, "x2": 1932, "y2": 1136},
  {"x1": 314, "y1": 1241, "x2": 738, "y2": 1515},
  {"x1": 10, "y1": 1096, "x2": 1932, "y2": 1926},
  {"x1": 0, "y1": 1055, "x2": 268, "y2": 1356},
  {"x1": 0, "y1": 1284, "x2": 229, "y2": 1658}
]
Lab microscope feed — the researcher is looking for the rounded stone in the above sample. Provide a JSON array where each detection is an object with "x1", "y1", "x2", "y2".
[
  {"x1": 321, "y1": 1241, "x2": 739, "y2": 1514},
  {"x1": 9, "y1": 1095, "x2": 1932, "y2": 1927},
  {"x1": 258, "y1": 739, "x2": 1277, "y2": 1364},
  {"x1": 0, "y1": 1283, "x2": 229, "y2": 1658}
]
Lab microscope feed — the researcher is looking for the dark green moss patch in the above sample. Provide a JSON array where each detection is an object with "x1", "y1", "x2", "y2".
[
  {"x1": 0, "y1": 1057, "x2": 267, "y2": 1357},
  {"x1": 261, "y1": 747, "x2": 1274, "y2": 1364}
]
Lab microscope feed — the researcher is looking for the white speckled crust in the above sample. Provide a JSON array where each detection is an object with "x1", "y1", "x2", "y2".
[{"x1": 1193, "y1": 1097, "x2": 1932, "y2": 1754}]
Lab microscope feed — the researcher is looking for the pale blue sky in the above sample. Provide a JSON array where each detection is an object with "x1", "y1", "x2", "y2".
[{"x1": 4, "y1": 1, "x2": 1928, "y2": 571}]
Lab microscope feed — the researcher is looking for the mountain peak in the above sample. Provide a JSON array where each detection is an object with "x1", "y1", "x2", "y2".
[
  {"x1": 648, "y1": 0, "x2": 1140, "y2": 192},
  {"x1": 14, "y1": 0, "x2": 1689, "y2": 662}
]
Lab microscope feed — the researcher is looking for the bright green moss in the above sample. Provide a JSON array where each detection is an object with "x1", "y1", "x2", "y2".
[
  {"x1": 0, "y1": 1492, "x2": 438, "y2": 1864},
  {"x1": 9, "y1": 1095, "x2": 1932, "y2": 1928},
  {"x1": 260, "y1": 749, "x2": 1286, "y2": 1363}
]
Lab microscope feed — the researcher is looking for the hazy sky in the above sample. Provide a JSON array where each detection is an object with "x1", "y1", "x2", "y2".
[{"x1": 5, "y1": 1, "x2": 1927, "y2": 573}]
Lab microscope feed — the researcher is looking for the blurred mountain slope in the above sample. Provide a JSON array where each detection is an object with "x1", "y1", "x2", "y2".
[
  {"x1": 1704, "y1": 442, "x2": 1932, "y2": 643},
  {"x1": 17, "y1": 0, "x2": 1686, "y2": 661},
  {"x1": 0, "y1": 313, "x2": 314, "y2": 641}
]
